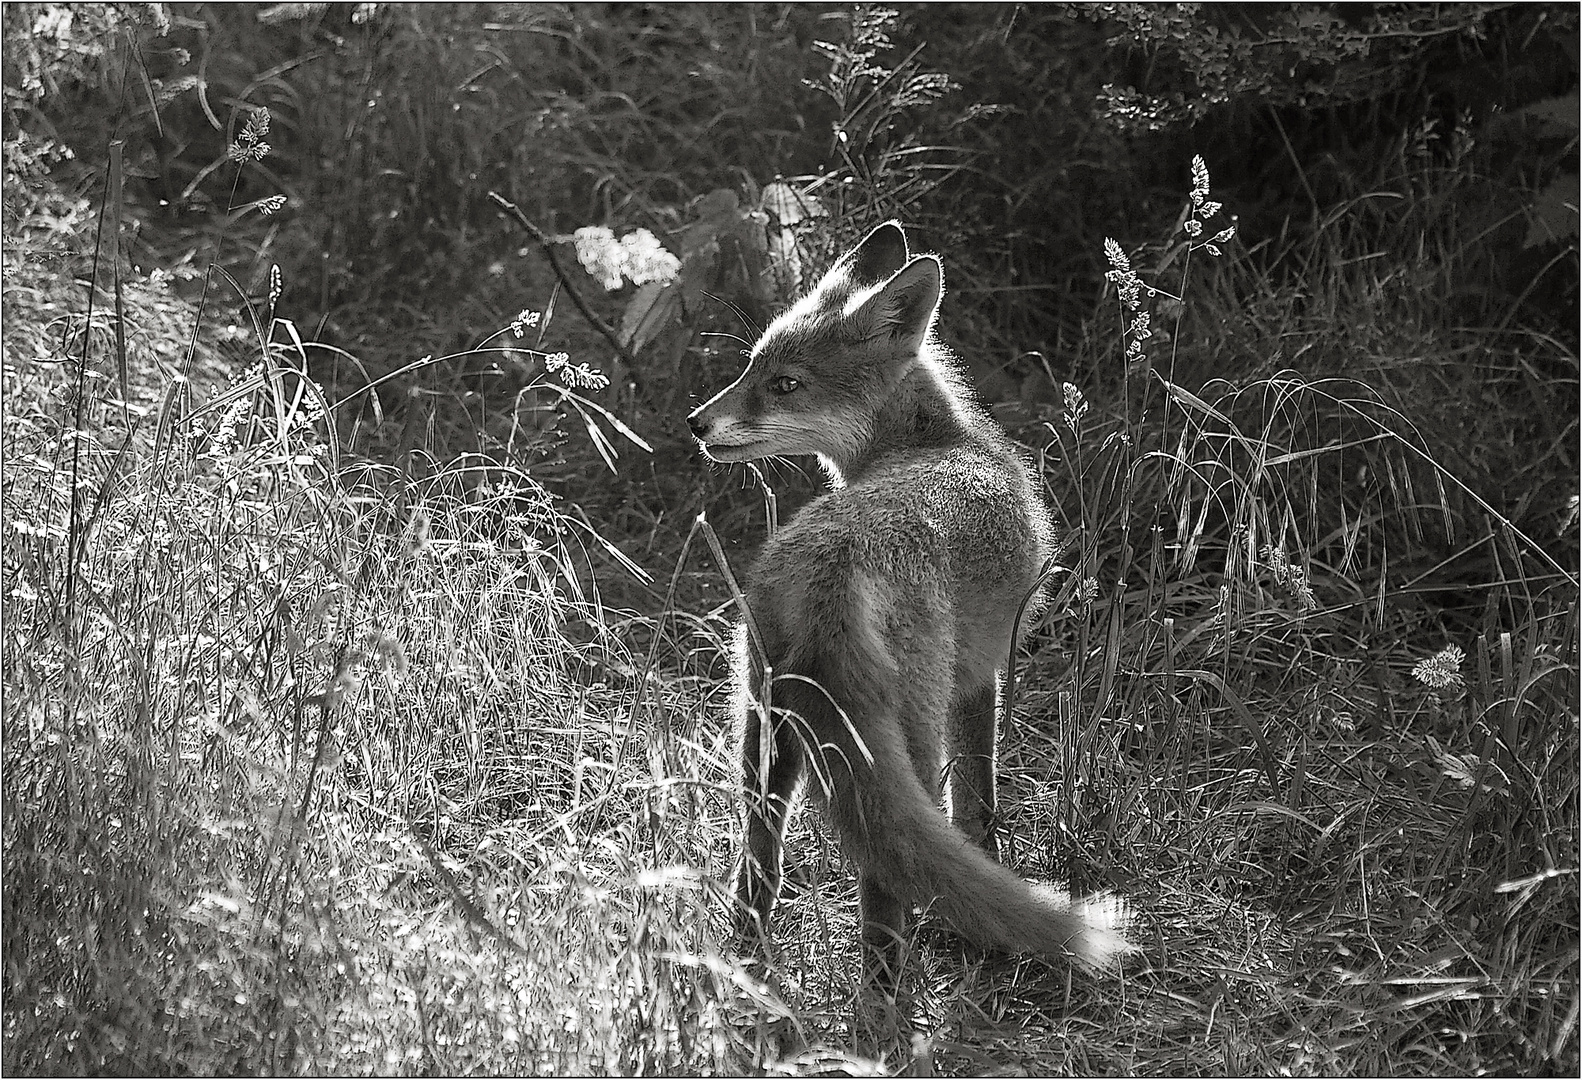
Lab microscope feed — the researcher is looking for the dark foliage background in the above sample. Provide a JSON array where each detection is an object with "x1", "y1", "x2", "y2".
[
  {"x1": 14, "y1": 3, "x2": 1572, "y2": 557},
  {"x1": 17, "y1": 7, "x2": 1551, "y2": 557},
  {"x1": 13, "y1": 6, "x2": 1576, "y2": 419}
]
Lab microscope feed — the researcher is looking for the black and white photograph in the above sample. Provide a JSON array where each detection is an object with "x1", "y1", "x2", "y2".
[{"x1": 2, "y1": 3, "x2": 1577, "y2": 1074}]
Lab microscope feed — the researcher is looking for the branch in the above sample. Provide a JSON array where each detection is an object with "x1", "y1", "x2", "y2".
[{"x1": 487, "y1": 192, "x2": 641, "y2": 377}]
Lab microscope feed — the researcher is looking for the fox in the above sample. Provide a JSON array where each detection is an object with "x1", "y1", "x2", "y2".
[{"x1": 687, "y1": 221, "x2": 1132, "y2": 984}]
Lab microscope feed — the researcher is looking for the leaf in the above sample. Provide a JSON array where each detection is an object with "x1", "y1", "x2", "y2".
[
  {"x1": 680, "y1": 190, "x2": 743, "y2": 258},
  {"x1": 618, "y1": 281, "x2": 682, "y2": 356},
  {"x1": 1425, "y1": 735, "x2": 1507, "y2": 796},
  {"x1": 766, "y1": 226, "x2": 803, "y2": 297},
  {"x1": 678, "y1": 242, "x2": 718, "y2": 318},
  {"x1": 670, "y1": 188, "x2": 775, "y2": 318},
  {"x1": 562, "y1": 389, "x2": 653, "y2": 454},
  {"x1": 106, "y1": 139, "x2": 129, "y2": 430},
  {"x1": 1523, "y1": 172, "x2": 1580, "y2": 249},
  {"x1": 761, "y1": 181, "x2": 826, "y2": 225}
]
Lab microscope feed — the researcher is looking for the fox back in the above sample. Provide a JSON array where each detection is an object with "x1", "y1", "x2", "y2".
[{"x1": 690, "y1": 222, "x2": 1130, "y2": 984}]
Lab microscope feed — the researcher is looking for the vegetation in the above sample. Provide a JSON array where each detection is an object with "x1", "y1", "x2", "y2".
[{"x1": 3, "y1": 3, "x2": 1576, "y2": 1075}]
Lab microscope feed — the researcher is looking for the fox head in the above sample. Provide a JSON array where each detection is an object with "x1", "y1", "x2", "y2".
[{"x1": 687, "y1": 221, "x2": 946, "y2": 481}]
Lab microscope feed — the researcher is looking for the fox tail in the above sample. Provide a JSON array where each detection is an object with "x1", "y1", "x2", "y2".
[{"x1": 781, "y1": 642, "x2": 1132, "y2": 967}]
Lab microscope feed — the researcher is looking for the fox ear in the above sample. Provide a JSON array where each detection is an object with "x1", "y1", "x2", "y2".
[
  {"x1": 855, "y1": 254, "x2": 941, "y2": 351},
  {"x1": 831, "y1": 221, "x2": 909, "y2": 289}
]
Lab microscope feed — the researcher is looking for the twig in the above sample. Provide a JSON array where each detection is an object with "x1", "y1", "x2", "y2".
[{"x1": 487, "y1": 191, "x2": 642, "y2": 376}]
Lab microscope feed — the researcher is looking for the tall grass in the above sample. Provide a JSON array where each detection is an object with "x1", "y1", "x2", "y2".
[
  {"x1": 1006, "y1": 163, "x2": 1577, "y2": 1075},
  {"x1": 0, "y1": 143, "x2": 782, "y2": 1073}
]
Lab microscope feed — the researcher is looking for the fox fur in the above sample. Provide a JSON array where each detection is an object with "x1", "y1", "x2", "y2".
[{"x1": 688, "y1": 221, "x2": 1131, "y2": 981}]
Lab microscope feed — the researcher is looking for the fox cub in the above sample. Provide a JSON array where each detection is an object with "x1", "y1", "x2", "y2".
[{"x1": 688, "y1": 222, "x2": 1131, "y2": 981}]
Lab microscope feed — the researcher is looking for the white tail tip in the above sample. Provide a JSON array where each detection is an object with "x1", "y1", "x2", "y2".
[{"x1": 1070, "y1": 892, "x2": 1136, "y2": 968}]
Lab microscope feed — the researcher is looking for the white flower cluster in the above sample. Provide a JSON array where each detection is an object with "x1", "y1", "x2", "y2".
[
  {"x1": 572, "y1": 226, "x2": 680, "y2": 292},
  {"x1": 510, "y1": 309, "x2": 541, "y2": 338},
  {"x1": 1413, "y1": 645, "x2": 1466, "y2": 690}
]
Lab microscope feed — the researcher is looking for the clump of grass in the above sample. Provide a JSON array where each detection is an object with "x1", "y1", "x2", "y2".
[{"x1": 0, "y1": 126, "x2": 777, "y2": 1074}]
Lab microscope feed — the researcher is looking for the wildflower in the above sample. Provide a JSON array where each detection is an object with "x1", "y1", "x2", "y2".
[
  {"x1": 288, "y1": 382, "x2": 326, "y2": 433},
  {"x1": 268, "y1": 265, "x2": 282, "y2": 307},
  {"x1": 1103, "y1": 237, "x2": 1130, "y2": 274},
  {"x1": 617, "y1": 228, "x2": 680, "y2": 286},
  {"x1": 509, "y1": 309, "x2": 541, "y2": 338},
  {"x1": 573, "y1": 226, "x2": 625, "y2": 291},
  {"x1": 1184, "y1": 156, "x2": 1233, "y2": 255},
  {"x1": 1103, "y1": 237, "x2": 1149, "y2": 322},
  {"x1": 227, "y1": 109, "x2": 273, "y2": 163},
  {"x1": 573, "y1": 225, "x2": 680, "y2": 291},
  {"x1": 544, "y1": 351, "x2": 609, "y2": 390},
  {"x1": 207, "y1": 362, "x2": 263, "y2": 459},
  {"x1": 564, "y1": 364, "x2": 608, "y2": 390},
  {"x1": 255, "y1": 195, "x2": 286, "y2": 215},
  {"x1": 1062, "y1": 382, "x2": 1088, "y2": 431},
  {"x1": 1413, "y1": 645, "x2": 1465, "y2": 691},
  {"x1": 1261, "y1": 545, "x2": 1317, "y2": 611},
  {"x1": 242, "y1": 106, "x2": 271, "y2": 143},
  {"x1": 1190, "y1": 154, "x2": 1210, "y2": 207},
  {"x1": 211, "y1": 395, "x2": 250, "y2": 459}
]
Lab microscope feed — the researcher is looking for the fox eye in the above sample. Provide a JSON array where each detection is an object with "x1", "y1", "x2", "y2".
[{"x1": 770, "y1": 375, "x2": 800, "y2": 394}]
